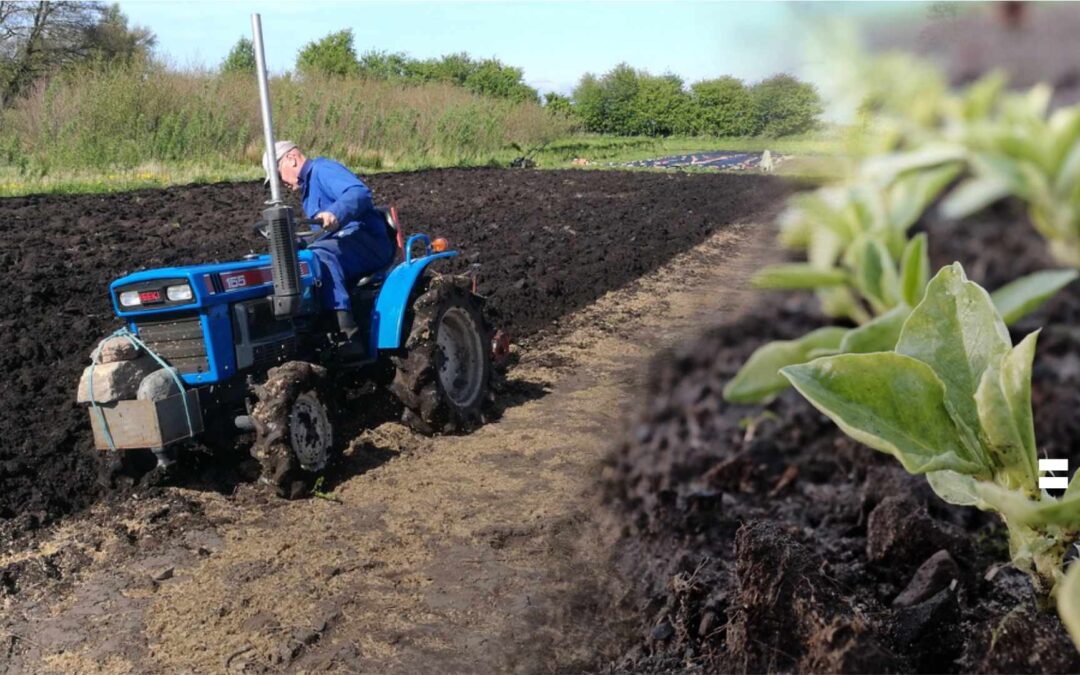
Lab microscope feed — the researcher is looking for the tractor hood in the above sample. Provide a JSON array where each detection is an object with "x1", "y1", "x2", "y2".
[{"x1": 109, "y1": 250, "x2": 320, "y2": 318}]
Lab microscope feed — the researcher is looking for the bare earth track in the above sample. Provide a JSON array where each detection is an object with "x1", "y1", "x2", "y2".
[
  {"x1": 0, "y1": 206, "x2": 779, "y2": 673},
  {"x1": 0, "y1": 169, "x2": 788, "y2": 672}
]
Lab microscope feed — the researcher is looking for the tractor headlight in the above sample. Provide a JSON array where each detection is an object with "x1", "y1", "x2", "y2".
[
  {"x1": 119, "y1": 290, "x2": 141, "y2": 307},
  {"x1": 166, "y1": 284, "x2": 193, "y2": 302}
]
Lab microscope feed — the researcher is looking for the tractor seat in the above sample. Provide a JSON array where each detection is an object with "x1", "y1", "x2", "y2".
[
  {"x1": 353, "y1": 206, "x2": 404, "y2": 290},
  {"x1": 354, "y1": 266, "x2": 390, "y2": 289}
]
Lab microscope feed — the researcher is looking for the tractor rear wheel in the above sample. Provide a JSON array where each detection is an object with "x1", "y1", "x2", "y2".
[
  {"x1": 390, "y1": 275, "x2": 491, "y2": 434},
  {"x1": 250, "y1": 361, "x2": 337, "y2": 499}
]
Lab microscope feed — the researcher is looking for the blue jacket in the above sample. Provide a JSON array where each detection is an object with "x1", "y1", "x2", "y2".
[{"x1": 298, "y1": 157, "x2": 393, "y2": 263}]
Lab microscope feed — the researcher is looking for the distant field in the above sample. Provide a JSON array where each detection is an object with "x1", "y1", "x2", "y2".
[{"x1": 0, "y1": 133, "x2": 841, "y2": 198}]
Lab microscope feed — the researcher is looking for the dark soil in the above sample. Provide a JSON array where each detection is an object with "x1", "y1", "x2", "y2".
[
  {"x1": 0, "y1": 168, "x2": 788, "y2": 537},
  {"x1": 602, "y1": 199, "x2": 1080, "y2": 673}
]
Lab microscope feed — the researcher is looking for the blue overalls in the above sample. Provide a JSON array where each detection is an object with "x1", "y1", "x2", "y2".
[{"x1": 299, "y1": 158, "x2": 394, "y2": 312}]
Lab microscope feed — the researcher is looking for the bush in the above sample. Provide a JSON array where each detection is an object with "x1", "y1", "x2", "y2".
[
  {"x1": 544, "y1": 92, "x2": 573, "y2": 118},
  {"x1": 690, "y1": 77, "x2": 757, "y2": 136},
  {"x1": 221, "y1": 37, "x2": 256, "y2": 74},
  {"x1": 570, "y1": 65, "x2": 821, "y2": 138},
  {"x1": 571, "y1": 64, "x2": 642, "y2": 135},
  {"x1": 631, "y1": 74, "x2": 693, "y2": 136},
  {"x1": 463, "y1": 58, "x2": 537, "y2": 103},
  {"x1": 296, "y1": 30, "x2": 359, "y2": 77},
  {"x1": 350, "y1": 50, "x2": 539, "y2": 103},
  {"x1": 750, "y1": 74, "x2": 823, "y2": 137}
]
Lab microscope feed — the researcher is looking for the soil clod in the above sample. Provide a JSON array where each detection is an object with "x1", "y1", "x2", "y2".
[{"x1": 893, "y1": 550, "x2": 961, "y2": 608}]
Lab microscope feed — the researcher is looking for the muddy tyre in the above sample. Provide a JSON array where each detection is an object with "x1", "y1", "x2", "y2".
[
  {"x1": 250, "y1": 361, "x2": 337, "y2": 499},
  {"x1": 390, "y1": 276, "x2": 491, "y2": 434}
]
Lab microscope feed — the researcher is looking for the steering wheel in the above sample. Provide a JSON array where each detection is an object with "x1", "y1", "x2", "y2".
[{"x1": 252, "y1": 217, "x2": 328, "y2": 243}]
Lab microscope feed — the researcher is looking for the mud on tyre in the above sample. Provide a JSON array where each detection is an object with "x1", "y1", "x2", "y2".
[
  {"x1": 250, "y1": 361, "x2": 338, "y2": 499},
  {"x1": 390, "y1": 274, "x2": 492, "y2": 434}
]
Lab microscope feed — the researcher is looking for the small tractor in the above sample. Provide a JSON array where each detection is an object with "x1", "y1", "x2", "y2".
[{"x1": 76, "y1": 15, "x2": 500, "y2": 497}]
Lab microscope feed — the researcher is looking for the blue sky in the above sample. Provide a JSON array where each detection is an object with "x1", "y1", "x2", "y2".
[{"x1": 119, "y1": 1, "x2": 931, "y2": 97}]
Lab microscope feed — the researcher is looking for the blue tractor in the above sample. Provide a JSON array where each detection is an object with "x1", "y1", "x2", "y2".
[{"x1": 78, "y1": 16, "x2": 498, "y2": 497}]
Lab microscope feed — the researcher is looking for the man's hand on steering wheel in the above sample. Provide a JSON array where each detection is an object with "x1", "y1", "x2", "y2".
[{"x1": 314, "y1": 211, "x2": 339, "y2": 232}]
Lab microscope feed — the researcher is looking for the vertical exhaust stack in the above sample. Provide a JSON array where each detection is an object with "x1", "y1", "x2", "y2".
[{"x1": 252, "y1": 13, "x2": 302, "y2": 318}]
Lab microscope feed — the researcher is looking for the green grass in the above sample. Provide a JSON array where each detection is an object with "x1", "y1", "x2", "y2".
[
  {"x1": 0, "y1": 163, "x2": 263, "y2": 196},
  {"x1": 0, "y1": 132, "x2": 844, "y2": 198}
]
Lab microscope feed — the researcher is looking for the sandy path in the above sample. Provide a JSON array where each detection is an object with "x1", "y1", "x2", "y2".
[{"x1": 2, "y1": 217, "x2": 778, "y2": 674}]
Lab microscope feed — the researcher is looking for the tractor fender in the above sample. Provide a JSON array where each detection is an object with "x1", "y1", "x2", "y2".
[{"x1": 374, "y1": 252, "x2": 458, "y2": 350}]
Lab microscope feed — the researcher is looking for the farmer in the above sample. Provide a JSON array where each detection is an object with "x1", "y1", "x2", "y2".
[{"x1": 263, "y1": 141, "x2": 394, "y2": 356}]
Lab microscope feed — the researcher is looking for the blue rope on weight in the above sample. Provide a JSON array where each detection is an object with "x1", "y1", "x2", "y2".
[{"x1": 87, "y1": 327, "x2": 195, "y2": 452}]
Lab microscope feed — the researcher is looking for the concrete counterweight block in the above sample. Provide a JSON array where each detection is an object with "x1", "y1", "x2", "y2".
[{"x1": 77, "y1": 355, "x2": 157, "y2": 403}]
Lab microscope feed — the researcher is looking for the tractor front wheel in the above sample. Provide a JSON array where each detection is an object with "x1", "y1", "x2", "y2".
[
  {"x1": 250, "y1": 361, "x2": 337, "y2": 498},
  {"x1": 390, "y1": 276, "x2": 491, "y2": 434}
]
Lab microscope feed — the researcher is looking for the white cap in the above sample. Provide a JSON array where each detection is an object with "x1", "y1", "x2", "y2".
[{"x1": 262, "y1": 140, "x2": 298, "y2": 182}]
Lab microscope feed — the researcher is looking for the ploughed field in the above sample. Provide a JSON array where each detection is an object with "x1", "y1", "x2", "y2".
[
  {"x1": 603, "y1": 199, "x2": 1080, "y2": 672},
  {"x1": 0, "y1": 168, "x2": 788, "y2": 536}
]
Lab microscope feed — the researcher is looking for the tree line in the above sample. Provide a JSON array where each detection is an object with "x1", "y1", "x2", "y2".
[
  {"x1": 549, "y1": 65, "x2": 823, "y2": 138},
  {"x1": 223, "y1": 30, "x2": 540, "y2": 104},
  {"x1": 1, "y1": 6, "x2": 823, "y2": 141},
  {"x1": 255, "y1": 32, "x2": 824, "y2": 138}
]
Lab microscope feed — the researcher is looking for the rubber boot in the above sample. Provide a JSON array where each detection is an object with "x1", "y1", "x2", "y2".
[{"x1": 335, "y1": 310, "x2": 367, "y2": 360}]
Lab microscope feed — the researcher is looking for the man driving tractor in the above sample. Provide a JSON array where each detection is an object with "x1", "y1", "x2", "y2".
[{"x1": 263, "y1": 141, "x2": 394, "y2": 357}]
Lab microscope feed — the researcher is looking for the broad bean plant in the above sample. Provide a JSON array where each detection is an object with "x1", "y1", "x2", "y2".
[
  {"x1": 942, "y1": 86, "x2": 1080, "y2": 267},
  {"x1": 723, "y1": 167, "x2": 1077, "y2": 404},
  {"x1": 781, "y1": 265, "x2": 1080, "y2": 627}
]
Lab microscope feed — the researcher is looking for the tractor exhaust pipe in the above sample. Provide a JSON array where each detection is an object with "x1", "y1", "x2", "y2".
[{"x1": 252, "y1": 13, "x2": 302, "y2": 318}]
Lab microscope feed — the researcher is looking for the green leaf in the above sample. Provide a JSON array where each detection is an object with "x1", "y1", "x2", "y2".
[
  {"x1": 974, "y1": 331, "x2": 1040, "y2": 492},
  {"x1": 887, "y1": 163, "x2": 963, "y2": 233},
  {"x1": 900, "y1": 233, "x2": 930, "y2": 306},
  {"x1": 781, "y1": 353, "x2": 985, "y2": 475},
  {"x1": 838, "y1": 304, "x2": 910, "y2": 354},
  {"x1": 799, "y1": 187, "x2": 859, "y2": 244},
  {"x1": 1025, "y1": 83, "x2": 1053, "y2": 122},
  {"x1": 960, "y1": 71, "x2": 1007, "y2": 121},
  {"x1": 939, "y1": 177, "x2": 1012, "y2": 219},
  {"x1": 751, "y1": 264, "x2": 849, "y2": 290},
  {"x1": 816, "y1": 286, "x2": 871, "y2": 324},
  {"x1": 987, "y1": 488, "x2": 1080, "y2": 528},
  {"x1": 990, "y1": 269, "x2": 1078, "y2": 326},
  {"x1": 850, "y1": 183, "x2": 889, "y2": 235},
  {"x1": 1056, "y1": 560, "x2": 1080, "y2": 652},
  {"x1": 777, "y1": 206, "x2": 812, "y2": 250},
  {"x1": 971, "y1": 480, "x2": 1042, "y2": 521},
  {"x1": 862, "y1": 145, "x2": 965, "y2": 186},
  {"x1": 970, "y1": 153, "x2": 1030, "y2": 199},
  {"x1": 926, "y1": 470, "x2": 981, "y2": 506},
  {"x1": 896, "y1": 263, "x2": 1012, "y2": 447},
  {"x1": 807, "y1": 226, "x2": 844, "y2": 269},
  {"x1": 853, "y1": 236, "x2": 901, "y2": 313},
  {"x1": 1000, "y1": 134, "x2": 1054, "y2": 176},
  {"x1": 971, "y1": 479, "x2": 1080, "y2": 528},
  {"x1": 723, "y1": 327, "x2": 848, "y2": 405},
  {"x1": 1000, "y1": 331, "x2": 1039, "y2": 485},
  {"x1": 1054, "y1": 138, "x2": 1080, "y2": 199}
]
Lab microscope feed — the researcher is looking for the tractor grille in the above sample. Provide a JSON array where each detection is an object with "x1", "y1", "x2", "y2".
[
  {"x1": 252, "y1": 336, "x2": 298, "y2": 370},
  {"x1": 135, "y1": 315, "x2": 209, "y2": 374}
]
